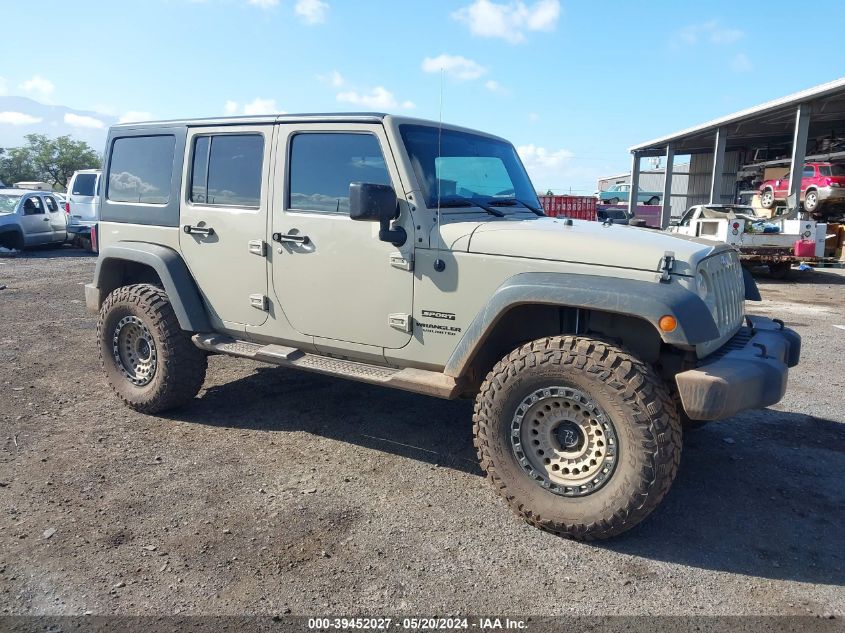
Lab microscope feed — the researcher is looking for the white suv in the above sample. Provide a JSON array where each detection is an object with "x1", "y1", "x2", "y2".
[{"x1": 66, "y1": 169, "x2": 101, "y2": 249}]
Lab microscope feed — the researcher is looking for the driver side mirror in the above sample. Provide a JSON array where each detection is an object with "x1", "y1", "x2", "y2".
[
  {"x1": 349, "y1": 182, "x2": 406, "y2": 246},
  {"x1": 349, "y1": 182, "x2": 396, "y2": 222}
]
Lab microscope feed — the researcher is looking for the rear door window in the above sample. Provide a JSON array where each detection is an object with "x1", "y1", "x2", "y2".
[
  {"x1": 44, "y1": 196, "x2": 59, "y2": 213},
  {"x1": 72, "y1": 173, "x2": 97, "y2": 196},
  {"x1": 190, "y1": 134, "x2": 263, "y2": 207},
  {"x1": 107, "y1": 135, "x2": 176, "y2": 204}
]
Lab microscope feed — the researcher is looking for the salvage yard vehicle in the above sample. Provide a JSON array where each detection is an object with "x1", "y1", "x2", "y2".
[
  {"x1": 759, "y1": 162, "x2": 845, "y2": 216},
  {"x1": 668, "y1": 204, "x2": 825, "y2": 278},
  {"x1": 66, "y1": 169, "x2": 101, "y2": 251},
  {"x1": 0, "y1": 188, "x2": 67, "y2": 249},
  {"x1": 597, "y1": 183, "x2": 660, "y2": 206},
  {"x1": 86, "y1": 113, "x2": 801, "y2": 540}
]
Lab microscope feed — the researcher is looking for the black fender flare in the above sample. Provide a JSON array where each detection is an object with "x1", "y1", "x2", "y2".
[
  {"x1": 92, "y1": 242, "x2": 210, "y2": 332},
  {"x1": 444, "y1": 272, "x2": 720, "y2": 377}
]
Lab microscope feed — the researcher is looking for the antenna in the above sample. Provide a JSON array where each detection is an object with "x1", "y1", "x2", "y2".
[{"x1": 434, "y1": 68, "x2": 446, "y2": 273}]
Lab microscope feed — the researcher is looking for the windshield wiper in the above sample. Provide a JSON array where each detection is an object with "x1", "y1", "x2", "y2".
[
  {"x1": 437, "y1": 197, "x2": 505, "y2": 217},
  {"x1": 489, "y1": 198, "x2": 544, "y2": 216}
]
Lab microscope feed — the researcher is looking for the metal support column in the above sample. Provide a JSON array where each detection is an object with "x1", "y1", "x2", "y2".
[
  {"x1": 661, "y1": 145, "x2": 675, "y2": 228},
  {"x1": 628, "y1": 152, "x2": 641, "y2": 218},
  {"x1": 787, "y1": 103, "x2": 811, "y2": 210},
  {"x1": 709, "y1": 127, "x2": 726, "y2": 204}
]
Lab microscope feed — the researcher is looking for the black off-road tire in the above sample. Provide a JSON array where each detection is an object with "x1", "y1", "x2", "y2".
[
  {"x1": 97, "y1": 284, "x2": 207, "y2": 413},
  {"x1": 473, "y1": 336, "x2": 682, "y2": 540}
]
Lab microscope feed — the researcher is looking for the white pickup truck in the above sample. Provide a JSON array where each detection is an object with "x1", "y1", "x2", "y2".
[{"x1": 667, "y1": 204, "x2": 826, "y2": 278}]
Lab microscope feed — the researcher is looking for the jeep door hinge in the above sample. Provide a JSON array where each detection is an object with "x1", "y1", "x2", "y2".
[
  {"x1": 389, "y1": 252, "x2": 414, "y2": 271},
  {"x1": 248, "y1": 240, "x2": 267, "y2": 257},
  {"x1": 249, "y1": 294, "x2": 268, "y2": 311},
  {"x1": 388, "y1": 313, "x2": 412, "y2": 333}
]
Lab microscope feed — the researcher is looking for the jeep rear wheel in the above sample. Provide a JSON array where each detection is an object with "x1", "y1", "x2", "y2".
[
  {"x1": 760, "y1": 189, "x2": 775, "y2": 209},
  {"x1": 473, "y1": 336, "x2": 682, "y2": 540},
  {"x1": 97, "y1": 284, "x2": 207, "y2": 413}
]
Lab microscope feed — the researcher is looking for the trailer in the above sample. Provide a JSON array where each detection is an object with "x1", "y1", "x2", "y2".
[{"x1": 667, "y1": 204, "x2": 835, "y2": 278}]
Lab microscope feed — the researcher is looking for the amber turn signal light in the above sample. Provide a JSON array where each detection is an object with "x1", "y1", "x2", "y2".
[{"x1": 658, "y1": 315, "x2": 677, "y2": 332}]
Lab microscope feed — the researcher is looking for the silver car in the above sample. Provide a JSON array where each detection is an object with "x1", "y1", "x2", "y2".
[{"x1": 0, "y1": 189, "x2": 68, "y2": 249}]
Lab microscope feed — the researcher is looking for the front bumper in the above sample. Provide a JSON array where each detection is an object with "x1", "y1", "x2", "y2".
[{"x1": 675, "y1": 315, "x2": 800, "y2": 421}]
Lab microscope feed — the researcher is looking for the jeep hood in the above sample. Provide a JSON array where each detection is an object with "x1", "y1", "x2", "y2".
[{"x1": 445, "y1": 216, "x2": 726, "y2": 276}]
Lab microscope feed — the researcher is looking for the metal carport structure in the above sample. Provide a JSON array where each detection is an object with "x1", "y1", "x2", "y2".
[{"x1": 628, "y1": 77, "x2": 845, "y2": 227}]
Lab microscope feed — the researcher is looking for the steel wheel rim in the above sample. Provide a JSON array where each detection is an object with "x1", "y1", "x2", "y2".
[
  {"x1": 511, "y1": 386, "x2": 618, "y2": 497},
  {"x1": 762, "y1": 192, "x2": 773, "y2": 205},
  {"x1": 112, "y1": 316, "x2": 157, "y2": 386}
]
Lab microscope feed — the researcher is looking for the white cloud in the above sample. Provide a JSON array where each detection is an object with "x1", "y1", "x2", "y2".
[
  {"x1": 673, "y1": 20, "x2": 744, "y2": 47},
  {"x1": 119, "y1": 111, "x2": 154, "y2": 123},
  {"x1": 452, "y1": 0, "x2": 560, "y2": 44},
  {"x1": 484, "y1": 80, "x2": 507, "y2": 93},
  {"x1": 0, "y1": 77, "x2": 7, "y2": 96},
  {"x1": 336, "y1": 86, "x2": 414, "y2": 110},
  {"x1": 421, "y1": 54, "x2": 487, "y2": 81},
  {"x1": 243, "y1": 97, "x2": 279, "y2": 115},
  {"x1": 64, "y1": 113, "x2": 105, "y2": 129},
  {"x1": 517, "y1": 143, "x2": 575, "y2": 188},
  {"x1": 224, "y1": 98, "x2": 283, "y2": 115},
  {"x1": 0, "y1": 111, "x2": 43, "y2": 126},
  {"x1": 731, "y1": 53, "x2": 753, "y2": 72},
  {"x1": 247, "y1": 0, "x2": 278, "y2": 7},
  {"x1": 318, "y1": 70, "x2": 346, "y2": 87},
  {"x1": 295, "y1": 0, "x2": 328, "y2": 24},
  {"x1": 19, "y1": 75, "x2": 55, "y2": 99}
]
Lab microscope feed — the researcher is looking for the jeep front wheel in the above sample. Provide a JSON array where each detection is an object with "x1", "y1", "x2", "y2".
[
  {"x1": 473, "y1": 336, "x2": 682, "y2": 540},
  {"x1": 97, "y1": 284, "x2": 207, "y2": 413}
]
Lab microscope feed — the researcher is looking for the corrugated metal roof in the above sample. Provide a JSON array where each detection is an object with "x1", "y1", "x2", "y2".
[{"x1": 630, "y1": 77, "x2": 845, "y2": 153}]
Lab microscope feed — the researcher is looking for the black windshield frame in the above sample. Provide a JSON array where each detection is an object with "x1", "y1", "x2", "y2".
[{"x1": 399, "y1": 124, "x2": 538, "y2": 211}]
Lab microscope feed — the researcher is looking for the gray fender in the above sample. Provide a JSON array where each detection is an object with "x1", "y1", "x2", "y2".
[
  {"x1": 444, "y1": 272, "x2": 719, "y2": 377},
  {"x1": 92, "y1": 242, "x2": 210, "y2": 332}
]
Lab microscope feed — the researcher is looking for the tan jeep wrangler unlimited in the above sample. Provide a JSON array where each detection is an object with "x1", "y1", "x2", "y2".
[{"x1": 86, "y1": 114, "x2": 800, "y2": 539}]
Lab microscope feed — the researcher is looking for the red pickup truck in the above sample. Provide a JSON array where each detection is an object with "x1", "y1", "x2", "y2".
[{"x1": 759, "y1": 162, "x2": 845, "y2": 213}]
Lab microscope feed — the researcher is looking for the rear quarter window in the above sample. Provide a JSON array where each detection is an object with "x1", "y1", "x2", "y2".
[
  {"x1": 107, "y1": 135, "x2": 176, "y2": 204},
  {"x1": 71, "y1": 173, "x2": 97, "y2": 196}
]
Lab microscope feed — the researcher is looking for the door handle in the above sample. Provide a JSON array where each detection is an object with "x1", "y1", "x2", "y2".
[
  {"x1": 43, "y1": 217, "x2": 50, "y2": 221},
  {"x1": 183, "y1": 224, "x2": 215, "y2": 237},
  {"x1": 272, "y1": 232, "x2": 310, "y2": 245}
]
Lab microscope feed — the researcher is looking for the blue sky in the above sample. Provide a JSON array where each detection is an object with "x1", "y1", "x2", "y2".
[{"x1": 1, "y1": 0, "x2": 843, "y2": 193}]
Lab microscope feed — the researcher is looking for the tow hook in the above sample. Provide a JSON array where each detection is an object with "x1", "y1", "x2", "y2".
[{"x1": 659, "y1": 251, "x2": 675, "y2": 283}]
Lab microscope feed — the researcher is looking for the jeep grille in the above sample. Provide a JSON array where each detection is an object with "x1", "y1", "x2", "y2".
[{"x1": 697, "y1": 250, "x2": 745, "y2": 358}]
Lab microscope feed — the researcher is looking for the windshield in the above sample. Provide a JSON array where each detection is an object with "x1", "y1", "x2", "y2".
[
  {"x1": 0, "y1": 194, "x2": 21, "y2": 214},
  {"x1": 72, "y1": 173, "x2": 98, "y2": 196},
  {"x1": 400, "y1": 124, "x2": 538, "y2": 210}
]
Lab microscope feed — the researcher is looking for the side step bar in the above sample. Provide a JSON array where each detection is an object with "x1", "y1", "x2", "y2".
[{"x1": 192, "y1": 334, "x2": 461, "y2": 399}]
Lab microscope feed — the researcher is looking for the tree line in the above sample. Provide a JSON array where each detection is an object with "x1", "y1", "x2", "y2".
[{"x1": 0, "y1": 134, "x2": 102, "y2": 191}]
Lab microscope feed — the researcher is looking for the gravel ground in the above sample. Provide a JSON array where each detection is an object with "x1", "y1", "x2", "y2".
[{"x1": 0, "y1": 247, "x2": 843, "y2": 617}]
